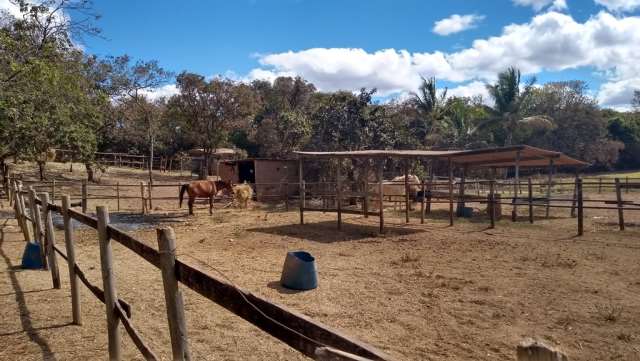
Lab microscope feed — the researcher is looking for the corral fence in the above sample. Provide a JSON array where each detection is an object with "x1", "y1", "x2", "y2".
[
  {"x1": 5, "y1": 177, "x2": 299, "y2": 214},
  {"x1": 9, "y1": 179, "x2": 392, "y2": 361},
  {"x1": 299, "y1": 175, "x2": 640, "y2": 236}
]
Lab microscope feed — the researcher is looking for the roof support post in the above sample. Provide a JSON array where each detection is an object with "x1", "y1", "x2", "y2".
[{"x1": 512, "y1": 150, "x2": 521, "y2": 222}]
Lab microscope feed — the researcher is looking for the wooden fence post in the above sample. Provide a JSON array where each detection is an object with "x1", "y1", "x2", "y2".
[
  {"x1": 81, "y1": 180, "x2": 88, "y2": 214},
  {"x1": 448, "y1": 159, "x2": 454, "y2": 226},
  {"x1": 148, "y1": 182, "x2": 153, "y2": 211},
  {"x1": 299, "y1": 158, "x2": 305, "y2": 225},
  {"x1": 426, "y1": 174, "x2": 433, "y2": 214},
  {"x1": 14, "y1": 182, "x2": 31, "y2": 241},
  {"x1": 598, "y1": 177, "x2": 602, "y2": 194},
  {"x1": 28, "y1": 188, "x2": 47, "y2": 268},
  {"x1": 62, "y1": 195, "x2": 81, "y2": 325},
  {"x1": 420, "y1": 180, "x2": 425, "y2": 224},
  {"x1": 489, "y1": 180, "x2": 495, "y2": 229},
  {"x1": 41, "y1": 193, "x2": 61, "y2": 289},
  {"x1": 570, "y1": 177, "x2": 578, "y2": 218},
  {"x1": 157, "y1": 227, "x2": 191, "y2": 361},
  {"x1": 116, "y1": 182, "x2": 120, "y2": 212},
  {"x1": 140, "y1": 182, "x2": 146, "y2": 214},
  {"x1": 577, "y1": 178, "x2": 584, "y2": 236},
  {"x1": 336, "y1": 160, "x2": 342, "y2": 230},
  {"x1": 284, "y1": 182, "x2": 289, "y2": 211},
  {"x1": 51, "y1": 179, "x2": 56, "y2": 201},
  {"x1": 615, "y1": 178, "x2": 625, "y2": 231},
  {"x1": 404, "y1": 160, "x2": 410, "y2": 223},
  {"x1": 97, "y1": 206, "x2": 121, "y2": 361},
  {"x1": 528, "y1": 178, "x2": 533, "y2": 224},
  {"x1": 625, "y1": 176, "x2": 629, "y2": 193},
  {"x1": 378, "y1": 161, "x2": 384, "y2": 233}
]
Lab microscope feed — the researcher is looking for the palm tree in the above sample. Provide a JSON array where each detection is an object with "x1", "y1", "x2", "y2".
[
  {"x1": 410, "y1": 77, "x2": 450, "y2": 146},
  {"x1": 482, "y1": 67, "x2": 553, "y2": 145}
]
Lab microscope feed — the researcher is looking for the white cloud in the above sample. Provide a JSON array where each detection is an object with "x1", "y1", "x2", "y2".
[
  {"x1": 447, "y1": 81, "x2": 492, "y2": 104},
  {"x1": 140, "y1": 84, "x2": 179, "y2": 101},
  {"x1": 247, "y1": 11, "x2": 640, "y2": 108},
  {"x1": 594, "y1": 0, "x2": 640, "y2": 12},
  {"x1": 512, "y1": 0, "x2": 568, "y2": 11},
  {"x1": 0, "y1": 0, "x2": 21, "y2": 18},
  {"x1": 597, "y1": 78, "x2": 640, "y2": 109},
  {"x1": 433, "y1": 14, "x2": 485, "y2": 36}
]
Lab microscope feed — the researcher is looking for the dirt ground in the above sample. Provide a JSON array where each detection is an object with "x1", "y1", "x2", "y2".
[{"x1": 1, "y1": 163, "x2": 640, "y2": 360}]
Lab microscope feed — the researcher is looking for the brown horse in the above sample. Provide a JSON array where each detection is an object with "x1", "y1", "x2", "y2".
[{"x1": 179, "y1": 180, "x2": 233, "y2": 215}]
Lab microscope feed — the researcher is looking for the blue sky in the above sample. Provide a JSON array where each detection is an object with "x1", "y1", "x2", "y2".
[{"x1": 4, "y1": 0, "x2": 640, "y2": 108}]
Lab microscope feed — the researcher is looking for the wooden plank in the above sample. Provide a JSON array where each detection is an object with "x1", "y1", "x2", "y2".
[
  {"x1": 378, "y1": 161, "x2": 384, "y2": 234},
  {"x1": 97, "y1": 206, "x2": 121, "y2": 361},
  {"x1": 615, "y1": 178, "x2": 625, "y2": 231},
  {"x1": 41, "y1": 193, "x2": 61, "y2": 289},
  {"x1": 299, "y1": 158, "x2": 304, "y2": 225},
  {"x1": 315, "y1": 347, "x2": 376, "y2": 361},
  {"x1": 28, "y1": 188, "x2": 47, "y2": 268},
  {"x1": 337, "y1": 160, "x2": 342, "y2": 230},
  {"x1": 174, "y1": 260, "x2": 390, "y2": 360},
  {"x1": 107, "y1": 226, "x2": 161, "y2": 268},
  {"x1": 157, "y1": 228, "x2": 191, "y2": 361},
  {"x1": 114, "y1": 302, "x2": 159, "y2": 361},
  {"x1": 62, "y1": 195, "x2": 82, "y2": 325},
  {"x1": 577, "y1": 178, "x2": 584, "y2": 236},
  {"x1": 303, "y1": 208, "x2": 380, "y2": 216}
]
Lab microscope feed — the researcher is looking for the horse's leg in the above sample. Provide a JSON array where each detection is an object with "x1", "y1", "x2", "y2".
[
  {"x1": 188, "y1": 196, "x2": 194, "y2": 215},
  {"x1": 209, "y1": 195, "x2": 214, "y2": 215}
]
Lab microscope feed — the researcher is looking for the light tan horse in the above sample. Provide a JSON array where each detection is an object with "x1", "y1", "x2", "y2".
[
  {"x1": 179, "y1": 180, "x2": 233, "y2": 215},
  {"x1": 232, "y1": 183, "x2": 253, "y2": 208}
]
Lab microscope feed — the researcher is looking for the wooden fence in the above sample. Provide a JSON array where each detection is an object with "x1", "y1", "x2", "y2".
[{"x1": 10, "y1": 179, "x2": 392, "y2": 361}]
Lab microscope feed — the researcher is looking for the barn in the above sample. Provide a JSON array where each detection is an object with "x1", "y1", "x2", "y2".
[
  {"x1": 189, "y1": 148, "x2": 240, "y2": 177},
  {"x1": 217, "y1": 158, "x2": 298, "y2": 202}
]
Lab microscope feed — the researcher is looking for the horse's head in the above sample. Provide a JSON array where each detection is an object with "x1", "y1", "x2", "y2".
[{"x1": 214, "y1": 180, "x2": 234, "y2": 196}]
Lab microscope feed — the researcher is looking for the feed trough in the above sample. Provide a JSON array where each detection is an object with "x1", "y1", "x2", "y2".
[{"x1": 280, "y1": 251, "x2": 318, "y2": 290}]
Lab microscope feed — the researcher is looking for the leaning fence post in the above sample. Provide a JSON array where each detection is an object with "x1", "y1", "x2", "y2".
[
  {"x1": 577, "y1": 178, "x2": 584, "y2": 236},
  {"x1": 28, "y1": 188, "x2": 47, "y2": 268},
  {"x1": 81, "y1": 180, "x2": 88, "y2": 213},
  {"x1": 97, "y1": 206, "x2": 121, "y2": 361},
  {"x1": 157, "y1": 227, "x2": 191, "y2": 361},
  {"x1": 41, "y1": 193, "x2": 61, "y2": 289},
  {"x1": 615, "y1": 178, "x2": 625, "y2": 231},
  {"x1": 62, "y1": 195, "x2": 81, "y2": 325},
  {"x1": 14, "y1": 182, "x2": 31, "y2": 241}
]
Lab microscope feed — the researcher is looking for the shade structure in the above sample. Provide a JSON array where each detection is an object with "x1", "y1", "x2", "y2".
[{"x1": 295, "y1": 145, "x2": 588, "y2": 169}]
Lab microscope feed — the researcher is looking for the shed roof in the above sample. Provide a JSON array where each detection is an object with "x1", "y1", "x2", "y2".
[{"x1": 295, "y1": 145, "x2": 588, "y2": 168}]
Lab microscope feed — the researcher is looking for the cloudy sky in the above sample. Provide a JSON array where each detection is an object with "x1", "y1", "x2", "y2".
[{"x1": 4, "y1": 0, "x2": 640, "y2": 109}]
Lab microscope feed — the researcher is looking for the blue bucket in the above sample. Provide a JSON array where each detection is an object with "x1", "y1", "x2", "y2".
[
  {"x1": 21, "y1": 242, "x2": 44, "y2": 269},
  {"x1": 280, "y1": 251, "x2": 318, "y2": 291}
]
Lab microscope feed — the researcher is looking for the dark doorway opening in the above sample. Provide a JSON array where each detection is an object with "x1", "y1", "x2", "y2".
[{"x1": 238, "y1": 161, "x2": 255, "y2": 183}]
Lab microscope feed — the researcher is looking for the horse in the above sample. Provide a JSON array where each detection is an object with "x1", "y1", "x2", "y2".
[
  {"x1": 232, "y1": 183, "x2": 253, "y2": 208},
  {"x1": 179, "y1": 180, "x2": 233, "y2": 215}
]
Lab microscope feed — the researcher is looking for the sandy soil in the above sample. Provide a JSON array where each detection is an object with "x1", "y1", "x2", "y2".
[{"x1": 1, "y1": 163, "x2": 639, "y2": 360}]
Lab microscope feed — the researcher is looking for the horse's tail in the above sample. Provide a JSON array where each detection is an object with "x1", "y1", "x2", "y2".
[{"x1": 179, "y1": 184, "x2": 189, "y2": 208}]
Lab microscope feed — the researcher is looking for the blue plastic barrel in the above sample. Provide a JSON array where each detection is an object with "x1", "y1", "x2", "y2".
[
  {"x1": 280, "y1": 251, "x2": 318, "y2": 290},
  {"x1": 21, "y1": 242, "x2": 44, "y2": 269}
]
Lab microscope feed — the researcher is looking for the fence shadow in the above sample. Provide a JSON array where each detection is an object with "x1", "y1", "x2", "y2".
[
  {"x1": 247, "y1": 220, "x2": 424, "y2": 243},
  {"x1": 0, "y1": 219, "x2": 60, "y2": 360}
]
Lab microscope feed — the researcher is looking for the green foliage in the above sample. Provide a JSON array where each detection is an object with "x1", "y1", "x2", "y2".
[{"x1": 608, "y1": 114, "x2": 640, "y2": 169}]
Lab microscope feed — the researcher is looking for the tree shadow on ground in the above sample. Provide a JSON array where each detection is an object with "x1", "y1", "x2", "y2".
[
  {"x1": 0, "y1": 219, "x2": 61, "y2": 360},
  {"x1": 247, "y1": 220, "x2": 424, "y2": 243}
]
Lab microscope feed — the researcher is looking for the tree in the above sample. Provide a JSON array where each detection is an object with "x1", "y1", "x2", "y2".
[
  {"x1": 167, "y1": 73, "x2": 257, "y2": 178},
  {"x1": 525, "y1": 81, "x2": 622, "y2": 168},
  {"x1": 633, "y1": 90, "x2": 640, "y2": 112},
  {"x1": 104, "y1": 55, "x2": 172, "y2": 184},
  {"x1": 409, "y1": 77, "x2": 450, "y2": 146},
  {"x1": 251, "y1": 76, "x2": 315, "y2": 157},
  {"x1": 483, "y1": 67, "x2": 553, "y2": 146},
  {"x1": 608, "y1": 114, "x2": 640, "y2": 169}
]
